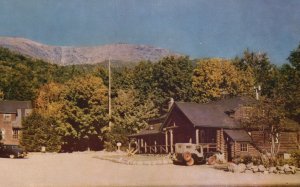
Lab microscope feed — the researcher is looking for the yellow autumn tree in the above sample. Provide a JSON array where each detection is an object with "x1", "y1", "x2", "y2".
[
  {"x1": 35, "y1": 82, "x2": 65, "y2": 117},
  {"x1": 192, "y1": 58, "x2": 255, "y2": 102}
]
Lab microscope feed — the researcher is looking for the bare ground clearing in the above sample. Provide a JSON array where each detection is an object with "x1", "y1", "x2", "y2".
[{"x1": 0, "y1": 152, "x2": 299, "y2": 187}]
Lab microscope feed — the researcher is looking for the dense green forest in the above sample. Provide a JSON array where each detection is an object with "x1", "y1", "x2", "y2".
[{"x1": 0, "y1": 44, "x2": 299, "y2": 152}]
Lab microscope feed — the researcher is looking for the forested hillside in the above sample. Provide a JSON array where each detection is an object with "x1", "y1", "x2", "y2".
[{"x1": 0, "y1": 44, "x2": 299, "y2": 152}]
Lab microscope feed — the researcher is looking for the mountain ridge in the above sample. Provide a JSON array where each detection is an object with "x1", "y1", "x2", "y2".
[{"x1": 0, "y1": 37, "x2": 182, "y2": 65}]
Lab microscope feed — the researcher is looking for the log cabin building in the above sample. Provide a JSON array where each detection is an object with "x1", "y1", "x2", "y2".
[
  {"x1": 0, "y1": 101, "x2": 32, "y2": 145},
  {"x1": 129, "y1": 97, "x2": 299, "y2": 161}
]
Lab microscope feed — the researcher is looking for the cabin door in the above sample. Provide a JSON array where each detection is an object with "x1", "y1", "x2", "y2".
[{"x1": 227, "y1": 141, "x2": 232, "y2": 161}]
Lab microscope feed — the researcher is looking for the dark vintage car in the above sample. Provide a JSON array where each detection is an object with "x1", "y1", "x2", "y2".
[{"x1": 0, "y1": 145, "x2": 26, "y2": 158}]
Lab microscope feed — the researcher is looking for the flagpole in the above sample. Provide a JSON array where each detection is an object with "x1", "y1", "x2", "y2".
[{"x1": 108, "y1": 57, "x2": 112, "y2": 130}]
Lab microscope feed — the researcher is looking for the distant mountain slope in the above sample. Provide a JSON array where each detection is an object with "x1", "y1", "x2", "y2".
[{"x1": 0, "y1": 37, "x2": 182, "y2": 65}]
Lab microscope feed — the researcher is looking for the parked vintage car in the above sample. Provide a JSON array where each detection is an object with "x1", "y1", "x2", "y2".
[
  {"x1": 172, "y1": 143, "x2": 206, "y2": 166},
  {"x1": 0, "y1": 145, "x2": 26, "y2": 158}
]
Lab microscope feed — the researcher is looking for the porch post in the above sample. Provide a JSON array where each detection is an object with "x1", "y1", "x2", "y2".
[
  {"x1": 154, "y1": 141, "x2": 157, "y2": 153},
  {"x1": 129, "y1": 139, "x2": 131, "y2": 150},
  {"x1": 220, "y1": 128, "x2": 225, "y2": 154},
  {"x1": 196, "y1": 129, "x2": 199, "y2": 145},
  {"x1": 145, "y1": 142, "x2": 147, "y2": 153},
  {"x1": 165, "y1": 131, "x2": 169, "y2": 153},
  {"x1": 137, "y1": 139, "x2": 140, "y2": 153},
  {"x1": 170, "y1": 130, "x2": 174, "y2": 153}
]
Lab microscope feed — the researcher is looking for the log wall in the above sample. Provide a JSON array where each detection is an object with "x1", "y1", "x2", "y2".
[{"x1": 250, "y1": 130, "x2": 299, "y2": 153}]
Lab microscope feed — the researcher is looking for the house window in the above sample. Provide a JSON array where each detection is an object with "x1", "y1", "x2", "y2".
[
  {"x1": 3, "y1": 114, "x2": 11, "y2": 123},
  {"x1": 240, "y1": 143, "x2": 248, "y2": 152},
  {"x1": 13, "y1": 129, "x2": 19, "y2": 139}
]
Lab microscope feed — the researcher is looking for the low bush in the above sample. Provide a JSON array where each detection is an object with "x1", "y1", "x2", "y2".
[
  {"x1": 232, "y1": 155, "x2": 261, "y2": 165},
  {"x1": 277, "y1": 157, "x2": 296, "y2": 166},
  {"x1": 291, "y1": 150, "x2": 300, "y2": 167}
]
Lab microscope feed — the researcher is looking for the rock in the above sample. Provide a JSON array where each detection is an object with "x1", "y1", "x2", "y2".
[
  {"x1": 285, "y1": 167, "x2": 292, "y2": 174},
  {"x1": 276, "y1": 166, "x2": 284, "y2": 171},
  {"x1": 269, "y1": 167, "x2": 277, "y2": 174},
  {"x1": 235, "y1": 163, "x2": 246, "y2": 173},
  {"x1": 228, "y1": 163, "x2": 237, "y2": 172},
  {"x1": 290, "y1": 166, "x2": 296, "y2": 174},
  {"x1": 252, "y1": 166, "x2": 259, "y2": 173},
  {"x1": 279, "y1": 170, "x2": 285, "y2": 174},
  {"x1": 283, "y1": 164, "x2": 290, "y2": 170},
  {"x1": 258, "y1": 165, "x2": 266, "y2": 172},
  {"x1": 263, "y1": 171, "x2": 269, "y2": 174},
  {"x1": 245, "y1": 169, "x2": 253, "y2": 174},
  {"x1": 246, "y1": 162, "x2": 253, "y2": 169}
]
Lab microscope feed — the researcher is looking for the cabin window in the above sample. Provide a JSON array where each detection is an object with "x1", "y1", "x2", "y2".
[
  {"x1": 240, "y1": 143, "x2": 248, "y2": 152},
  {"x1": 3, "y1": 114, "x2": 11, "y2": 123},
  {"x1": 13, "y1": 129, "x2": 19, "y2": 139}
]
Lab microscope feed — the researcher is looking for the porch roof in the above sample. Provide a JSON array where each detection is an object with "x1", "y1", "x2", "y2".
[
  {"x1": 224, "y1": 129, "x2": 252, "y2": 142},
  {"x1": 128, "y1": 123, "x2": 163, "y2": 137}
]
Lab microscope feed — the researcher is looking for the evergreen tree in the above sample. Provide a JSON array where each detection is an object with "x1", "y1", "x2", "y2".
[
  {"x1": 153, "y1": 56, "x2": 194, "y2": 104},
  {"x1": 21, "y1": 111, "x2": 61, "y2": 152},
  {"x1": 233, "y1": 50, "x2": 278, "y2": 97},
  {"x1": 279, "y1": 44, "x2": 300, "y2": 122},
  {"x1": 104, "y1": 89, "x2": 158, "y2": 151}
]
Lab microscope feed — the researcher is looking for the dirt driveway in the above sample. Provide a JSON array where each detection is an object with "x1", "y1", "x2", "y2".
[{"x1": 0, "y1": 152, "x2": 300, "y2": 187}]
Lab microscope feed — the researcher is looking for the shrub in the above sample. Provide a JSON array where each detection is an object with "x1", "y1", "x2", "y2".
[
  {"x1": 232, "y1": 156, "x2": 241, "y2": 164},
  {"x1": 103, "y1": 124, "x2": 129, "y2": 152},
  {"x1": 290, "y1": 150, "x2": 300, "y2": 167},
  {"x1": 243, "y1": 155, "x2": 253, "y2": 164},
  {"x1": 252, "y1": 156, "x2": 262, "y2": 165},
  {"x1": 277, "y1": 157, "x2": 296, "y2": 166},
  {"x1": 232, "y1": 155, "x2": 261, "y2": 165}
]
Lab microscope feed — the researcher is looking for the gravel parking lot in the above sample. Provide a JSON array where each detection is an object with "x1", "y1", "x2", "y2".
[{"x1": 1, "y1": 152, "x2": 300, "y2": 187}]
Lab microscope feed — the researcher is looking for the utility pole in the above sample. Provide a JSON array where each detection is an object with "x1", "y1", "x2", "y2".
[{"x1": 108, "y1": 58, "x2": 112, "y2": 130}]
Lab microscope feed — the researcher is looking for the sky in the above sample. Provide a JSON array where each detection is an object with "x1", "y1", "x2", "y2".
[{"x1": 0, "y1": 0, "x2": 299, "y2": 65}]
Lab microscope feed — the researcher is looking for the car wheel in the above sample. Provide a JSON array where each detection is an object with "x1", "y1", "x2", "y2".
[
  {"x1": 186, "y1": 157, "x2": 194, "y2": 166},
  {"x1": 182, "y1": 152, "x2": 192, "y2": 162},
  {"x1": 9, "y1": 154, "x2": 15, "y2": 159}
]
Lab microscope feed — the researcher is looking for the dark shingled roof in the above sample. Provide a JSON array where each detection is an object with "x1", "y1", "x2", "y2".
[
  {"x1": 224, "y1": 129, "x2": 252, "y2": 142},
  {"x1": 174, "y1": 104, "x2": 237, "y2": 129},
  {"x1": 0, "y1": 101, "x2": 32, "y2": 114}
]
